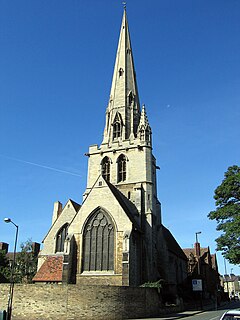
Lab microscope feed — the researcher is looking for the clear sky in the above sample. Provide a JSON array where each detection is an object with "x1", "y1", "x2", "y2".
[{"x1": 0, "y1": 0, "x2": 239, "y2": 276}]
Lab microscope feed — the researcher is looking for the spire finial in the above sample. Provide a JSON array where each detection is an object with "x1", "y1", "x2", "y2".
[{"x1": 122, "y1": 1, "x2": 127, "y2": 9}]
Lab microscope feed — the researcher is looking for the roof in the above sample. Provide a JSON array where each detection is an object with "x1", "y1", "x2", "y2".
[
  {"x1": 33, "y1": 255, "x2": 63, "y2": 282},
  {"x1": 182, "y1": 247, "x2": 209, "y2": 258},
  {"x1": 223, "y1": 274, "x2": 240, "y2": 282},
  {"x1": 161, "y1": 226, "x2": 188, "y2": 261},
  {"x1": 69, "y1": 199, "x2": 81, "y2": 212},
  {"x1": 106, "y1": 180, "x2": 142, "y2": 232}
]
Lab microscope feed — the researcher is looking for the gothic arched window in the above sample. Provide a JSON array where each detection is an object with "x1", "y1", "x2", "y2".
[
  {"x1": 56, "y1": 223, "x2": 68, "y2": 252},
  {"x1": 82, "y1": 209, "x2": 114, "y2": 272},
  {"x1": 140, "y1": 129, "x2": 145, "y2": 141},
  {"x1": 128, "y1": 91, "x2": 134, "y2": 105},
  {"x1": 117, "y1": 154, "x2": 127, "y2": 182},
  {"x1": 101, "y1": 156, "x2": 111, "y2": 182},
  {"x1": 119, "y1": 68, "x2": 124, "y2": 77},
  {"x1": 113, "y1": 113, "x2": 122, "y2": 140}
]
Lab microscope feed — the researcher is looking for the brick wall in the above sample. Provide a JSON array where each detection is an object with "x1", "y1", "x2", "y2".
[{"x1": 0, "y1": 284, "x2": 163, "y2": 320}]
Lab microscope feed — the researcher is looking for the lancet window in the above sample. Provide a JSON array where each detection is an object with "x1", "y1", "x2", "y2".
[
  {"x1": 101, "y1": 156, "x2": 111, "y2": 182},
  {"x1": 128, "y1": 91, "x2": 134, "y2": 105},
  {"x1": 113, "y1": 113, "x2": 122, "y2": 140},
  {"x1": 55, "y1": 223, "x2": 68, "y2": 252},
  {"x1": 139, "y1": 126, "x2": 151, "y2": 142},
  {"x1": 117, "y1": 154, "x2": 127, "y2": 182},
  {"x1": 119, "y1": 68, "x2": 124, "y2": 77},
  {"x1": 82, "y1": 208, "x2": 114, "y2": 272}
]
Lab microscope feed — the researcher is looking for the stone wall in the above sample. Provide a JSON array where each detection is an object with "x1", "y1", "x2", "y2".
[{"x1": 0, "y1": 284, "x2": 162, "y2": 320}]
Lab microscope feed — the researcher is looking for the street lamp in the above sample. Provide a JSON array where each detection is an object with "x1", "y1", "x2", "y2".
[
  {"x1": 195, "y1": 231, "x2": 202, "y2": 309},
  {"x1": 195, "y1": 231, "x2": 201, "y2": 244},
  {"x1": 4, "y1": 218, "x2": 19, "y2": 320}
]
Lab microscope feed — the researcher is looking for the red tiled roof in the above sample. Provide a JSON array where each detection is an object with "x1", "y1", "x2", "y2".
[
  {"x1": 182, "y1": 247, "x2": 209, "y2": 258},
  {"x1": 33, "y1": 256, "x2": 63, "y2": 282}
]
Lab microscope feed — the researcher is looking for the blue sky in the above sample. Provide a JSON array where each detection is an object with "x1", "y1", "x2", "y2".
[{"x1": 0, "y1": 0, "x2": 239, "y2": 276}]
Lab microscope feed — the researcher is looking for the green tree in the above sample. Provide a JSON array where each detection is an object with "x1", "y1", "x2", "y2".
[
  {"x1": 208, "y1": 165, "x2": 240, "y2": 264},
  {"x1": 14, "y1": 239, "x2": 38, "y2": 283},
  {"x1": 0, "y1": 249, "x2": 11, "y2": 282}
]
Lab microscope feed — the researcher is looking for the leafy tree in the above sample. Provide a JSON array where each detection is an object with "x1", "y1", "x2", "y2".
[
  {"x1": 208, "y1": 165, "x2": 240, "y2": 264},
  {"x1": 14, "y1": 239, "x2": 38, "y2": 283},
  {"x1": 0, "y1": 249, "x2": 10, "y2": 282}
]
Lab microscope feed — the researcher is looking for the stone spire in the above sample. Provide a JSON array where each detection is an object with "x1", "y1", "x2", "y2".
[{"x1": 102, "y1": 8, "x2": 141, "y2": 145}]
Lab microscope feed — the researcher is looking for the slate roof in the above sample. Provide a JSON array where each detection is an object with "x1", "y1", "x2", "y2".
[
  {"x1": 162, "y1": 226, "x2": 188, "y2": 260},
  {"x1": 106, "y1": 181, "x2": 142, "y2": 232},
  {"x1": 33, "y1": 256, "x2": 63, "y2": 282}
]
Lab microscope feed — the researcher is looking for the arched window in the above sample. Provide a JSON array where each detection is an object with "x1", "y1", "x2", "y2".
[
  {"x1": 117, "y1": 154, "x2": 127, "y2": 182},
  {"x1": 56, "y1": 223, "x2": 68, "y2": 252},
  {"x1": 128, "y1": 91, "x2": 134, "y2": 105},
  {"x1": 113, "y1": 113, "x2": 122, "y2": 140},
  {"x1": 140, "y1": 129, "x2": 145, "y2": 141},
  {"x1": 101, "y1": 156, "x2": 111, "y2": 182},
  {"x1": 82, "y1": 208, "x2": 114, "y2": 272},
  {"x1": 119, "y1": 68, "x2": 124, "y2": 77}
]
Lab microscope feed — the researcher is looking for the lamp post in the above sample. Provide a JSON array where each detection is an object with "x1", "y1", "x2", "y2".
[
  {"x1": 195, "y1": 231, "x2": 201, "y2": 245},
  {"x1": 195, "y1": 231, "x2": 202, "y2": 309},
  {"x1": 195, "y1": 231, "x2": 201, "y2": 275},
  {"x1": 4, "y1": 218, "x2": 19, "y2": 320}
]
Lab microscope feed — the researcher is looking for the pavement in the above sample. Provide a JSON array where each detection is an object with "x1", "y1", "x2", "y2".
[
  {"x1": 152, "y1": 301, "x2": 238, "y2": 319},
  {"x1": 129, "y1": 301, "x2": 224, "y2": 320}
]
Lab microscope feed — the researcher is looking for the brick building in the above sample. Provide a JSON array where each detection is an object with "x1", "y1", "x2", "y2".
[{"x1": 183, "y1": 242, "x2": 220, "y2": 298}]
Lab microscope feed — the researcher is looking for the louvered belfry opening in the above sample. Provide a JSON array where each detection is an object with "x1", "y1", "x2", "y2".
[{"x1": 82, "y1": 208, "x2": 114, "y2": 272}]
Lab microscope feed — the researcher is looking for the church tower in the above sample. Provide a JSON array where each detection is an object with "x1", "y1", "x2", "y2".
[
  {"x1": 85, "y1": 7, "x2": 161, "y2": 230},
  {"x1": 34, "y1": 8, "x2": 186, "y2": 288},
  {"x1": 83, "y1": 8, "x2": 162, "y2": 282}
]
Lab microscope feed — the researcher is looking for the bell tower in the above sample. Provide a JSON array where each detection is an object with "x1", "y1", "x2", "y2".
[{"x1": 84, "y1": 8, "x2": 162, "y2": 280}]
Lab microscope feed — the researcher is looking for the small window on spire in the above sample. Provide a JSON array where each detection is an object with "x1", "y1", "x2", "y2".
[
  {"x1": 113, "y1": 113, "x2": 122, "y2": 140},
  {"x1": 119, "y1": 68, "x2": 124, "y2": 77},
  {"x1": 128, "y1": 92, "x2": 134, "y2": 105}
]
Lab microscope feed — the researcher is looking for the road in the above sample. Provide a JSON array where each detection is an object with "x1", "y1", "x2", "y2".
[{"x1": 132, "y1": 300, "x2": 240, "y2": 320}]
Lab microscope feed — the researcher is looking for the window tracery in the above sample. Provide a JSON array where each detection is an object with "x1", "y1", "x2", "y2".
[
  {"x1": 101, "y1": 156, "x2": 111, "y2": 182},
  {"x1": 56, "y1": 223, "x2": 68, "y2": 252},
  {"x1": 82, "y1": 209, "x2": 114, "y2": 271},
  {"x1": 117, "y1": 154, "x2": 127, "y2": 182},
  {"x1": 113, "y1": 113, "x2": 122, "y2": 139}
]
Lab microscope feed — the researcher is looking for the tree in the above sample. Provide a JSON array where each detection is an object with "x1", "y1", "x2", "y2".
[
  {"x1": 0, "y1": 249, "x2": 10, "y2": 282},
  {"x1": 208, "y1": 165, "x2": 240, "y2": 264},
  {"x1": 14, "y1": 239, "x2": 38, "y2": 283}
]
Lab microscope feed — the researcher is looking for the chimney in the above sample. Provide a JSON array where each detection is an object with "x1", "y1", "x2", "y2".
[
  {"x1": 195, "y1": 242, "x2": 201, "y2": 257},
  {"x1": 52, "y1": 201, "x2": 63, "y2": 224},
  {"x1": 31, "y1": 242, "x2": 41, "y2": 256},
  {"x1": 0, "y1": 242, "x2": 9, "y2": 253}
]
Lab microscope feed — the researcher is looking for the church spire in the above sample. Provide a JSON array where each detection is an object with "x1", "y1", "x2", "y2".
[{"x1": 102, "y1": 9, "x2": 141, "y2": 145}]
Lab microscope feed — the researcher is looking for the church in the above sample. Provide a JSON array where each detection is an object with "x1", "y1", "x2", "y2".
[{"x1": 33, "y1": 8, "x2": 187, "y2": 293}]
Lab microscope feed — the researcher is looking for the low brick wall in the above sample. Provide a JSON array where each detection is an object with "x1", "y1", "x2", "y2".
[{"x1": 0, "y1": 284, "x2": 163, "y2": 320}]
